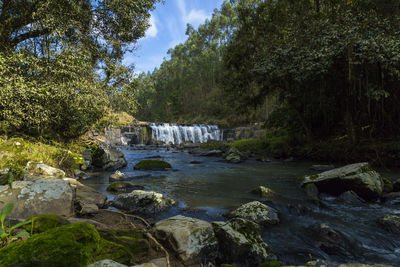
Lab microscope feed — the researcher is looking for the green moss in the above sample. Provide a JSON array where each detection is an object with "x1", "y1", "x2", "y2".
[
  {"x1": 220, "y1": 264, "x2": 237, "y2": 267},
  {"x1": 106, "y1": 182, "x2": 133, "y2": 192},
  {"x1": 0, "y1": 223, "x2": 101, "y2": 267},
  {"x1": 382, "y1": 177, "x2": 393, "y2": 193},
  {"x1": 97, "y1": 229, "x2": 149, "y2": 264},
  {"x1": 230, "y1": 139, "x2": 266, "y2": 153},
  {"x1": 258, "y1": 261, "x2": 281, "y2": 267},
  {"x1": 0, "y1": 223, "x2": 148, "y2": 267},
  {"x1": 133, "y1": 160, "x2": 172, "y2": 171},
  {"x1": 199, "y1": 141, "x2": 228, "y2": 151},
  {"x1": 22, "y1": 214, "x2": 70, "y2": 234},
  {"x1": 309, "y1": 174, "x2": 319, "y2": 180}
]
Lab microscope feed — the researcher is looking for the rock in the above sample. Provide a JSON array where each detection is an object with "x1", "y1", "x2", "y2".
[
  {"x1": 377, "y1": 214, "x2": 400, "y2": 234},
  {"x1": 74, "y1": 169, "x2": 89, "y2": 180},
  {"x1": 251, "y1": 186, "x2": 276, "y2": 198},
  {"x1": 153, "y1": 215, "x2": 217, "y2": 265},
  {"x1": 224, "y1": 147, "x2": 244, "y2": 163},
  {"x1": 212, "y1": 218, "x2": 276, "y2": 266},
  {"x1": 338, "y1": 264, "x2": 393, "y2": 267},
  {"x1": 393, "y1": 179, "x2": 400, "y2": 192},
  {"x1": 301, "y1": 163, "x2": 384, "y2": 200},
  {"x1": 0, "y1": 179, "x2": 74, "y2": 219},
  {"x1": 22, "y1": 214, "x2": 70, "y2": 234},
  {"x1": 106, "y1": 182, "x2": 145, "y2": 193},
  {"x1": 112, "y1": 190, "x2": 175, "y2": 215},
  {"x1": 382, "y1": 192, "x2": 400, "y2": 205},
  {"x1": 132, "y1": 263, "x2": 157, "y2": 267},
  {"x1": 75, "y1": 184, "x2": 107, "y2": 214},
  {"x1": 148, "y1": 257, "x2": 168, "y2": 267},
  {"x1": 230, "y1": 201, "x2": 279, "y2": 225},
  {"x1": 304, "y1": 183, "x2": 319, "y2": 200},
  {"x1": 88, "y1": 260, "x2": 128, "y2": 267},
  {"x1": 382, "y1": 177, "x2": 393, "y2": 193},
  {"x1": 190, "y1": 160, "x2": 202, "y2": 164},
  {"x1": 310, "y1": 165, "x2": 335, "y2": 171},
  {"x1": 337, "y1": 191, "x2": 365, "y2": 205},
  {"x1": 133, "y1": 160, "x2": 172, "y2": 171},
  {"x1": 109, "y1": 170, "x2": 126, "y2": 181},
  {"x1": 92, "y1": 143, "x2": 127, "y2": 171},
  {"x1": 184, "y1": 143, "x2": 199, "y2": 148},
  {"x1": 310, "y1": 223, "x2": 353, "y2": 258},
  {"x1": 200, "y1": 149, "x2": 223, "y2": 157},
  {"x1": 23, "y1": 162, "x2": 65, "y2": 181}
]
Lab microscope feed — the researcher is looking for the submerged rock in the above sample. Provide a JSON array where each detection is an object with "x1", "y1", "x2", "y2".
[
  {"x1": 310, "y1": 223, "x2": 353, "y2": 258},
  {"x1": 304, "y1": 183, "x2": 319, "y2": 200},
  {"x1": 23, "y1": 162, "x2": 65, "y2": 181},
  {"x1": 251, "y1": 186, "x2": 276, "y2": 198},
  {"x1": 213, "y1": 218, "x2": 276, "y2": 266},
  {"x1": 377, "y1": 214, "x2": 400, "y2": 234},
  {"x1": 112, "y1": 190, "x2": 175, "y2": 215},
  {"x1": 230, "y1": 201, "x2": 279, "y2": 225},
  {"x1": 0, "y1": 180, "x2": 74, "y2": 219},
  {"x1": 153, "y1": 215, "x2": 218, "y2": 265},
  {"x1": 92, "y1": 143, "x2": 127, "y2": 171},
  {"x1": 133, "y1": 160, "x2": 172, "y2": 171},
  {"x1": 310, "y1": 165, "x2": 335, "y2": 171},
  {"x1": 337, "y1": 191, "x2": 365, "y2": 205},
  {"x1": 109, "y1": 170, "x2": 126, "y2": 181},
  {"x1": 301, "y1": 163, "x2": 383, "y2": 200}
]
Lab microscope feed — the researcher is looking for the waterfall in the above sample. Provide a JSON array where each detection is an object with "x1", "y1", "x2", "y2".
[{"x1": 150, "y1": 123, "x2": 223, "y2": 144}]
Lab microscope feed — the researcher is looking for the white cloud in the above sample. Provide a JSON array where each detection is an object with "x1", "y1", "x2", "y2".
[
  {"x1": 176, "y1": 0, "x2": 210, "y2": 27},
  {"x1": 145, "y1": 14, "x2": 158, "y2": 38}
]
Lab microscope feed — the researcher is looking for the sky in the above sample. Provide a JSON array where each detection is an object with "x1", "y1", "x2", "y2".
[{"x1": 122, "y1": 0, "x2": 225, "y2": 74}]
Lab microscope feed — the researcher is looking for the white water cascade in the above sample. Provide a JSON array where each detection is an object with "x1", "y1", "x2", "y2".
[{"x1": 150, "y1": 123, "x2": 223, "y2": 144}]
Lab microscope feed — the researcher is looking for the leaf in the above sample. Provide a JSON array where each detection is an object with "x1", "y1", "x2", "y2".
[
  {"x1": 9, "y1": 219, "x2": 33, "y2": 232},
  {"x1": 11, "y1": 231, "x2": 30, "y2": 239},
  {"x1": 0, "y1": 203, "x2": 14, "y2": 226}
]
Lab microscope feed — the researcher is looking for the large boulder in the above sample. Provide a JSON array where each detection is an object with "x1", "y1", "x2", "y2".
[
  {"x1": 92, "y1": 143, "x2": 127, "y2": 171},
  {"x1": 229, "y1": 201, "x2": 279, "y2": 225},
  {"x1": 301, "y1": 163, "x2": 383, "y2": 200},
  {"x1": 377, "y1": 214, "x2": 400, "y2": 234},
  {"x1": 23, "y1": 162, "x2": 65, "y2": 181},
  {"x1": 112, "y1": 190, "x2": 175, "y2": 216},
  {"x1": 0, "y1": 180, "x2": 74, "y2": 219},
  {"x1": 212, "y1": 218, "x2": 276, "y2": 266},
  {"x1": 153, "y1": 215, "x2": 218, "y2": 265}
]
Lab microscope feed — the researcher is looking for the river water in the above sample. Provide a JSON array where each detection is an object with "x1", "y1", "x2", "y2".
[{"x1": 85, "y1": 146, "x2": 400, "y2": 266}]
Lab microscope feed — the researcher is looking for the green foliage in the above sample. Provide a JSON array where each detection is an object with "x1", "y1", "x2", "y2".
[
  {"x1": 133, "y1": 160, "x2": 172, "y2": 170},
  {"x1": 230, "y1": 139, "x2": 266, "y2": 153},
  {"x1": 0, "y1": 138, "x2": 86, "y2": 176},
  {"x1": 0, "y1": 203, "x2": 32, "y2": 246},
  {"x1": 199, "y1": 141, "x2": 229, "y2": 151}
]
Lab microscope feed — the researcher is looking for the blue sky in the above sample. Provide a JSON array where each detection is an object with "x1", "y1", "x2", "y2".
[{"x1": 123, "y1": 0, "x2": 225, "y2": 73}]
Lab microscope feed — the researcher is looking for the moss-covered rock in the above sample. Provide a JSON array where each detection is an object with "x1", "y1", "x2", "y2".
[
  {"x1": 382, "y1": 177, "x2": 393, "y2": 193},
  {"x1": 106, "y1": 182, "x2": 144, "y2": 193},
  {"x1": 0, "y1": 222, "x2": 148, "y2": 267},
  {"x1": 377, "y1": 214, "x2": 400, "y2": 234},
  {"x1": 133, "y1": 160, "x2": 172, "y2": 171},
  {"x1": 251, "y1": 186, "x2": 276, "y2": 198},
  {"x1": 22, "y1": 214, "x2": 70, "y2": 234},
  {"x1": 0, "y1": 222, "x2": 101, "y2": 267}
]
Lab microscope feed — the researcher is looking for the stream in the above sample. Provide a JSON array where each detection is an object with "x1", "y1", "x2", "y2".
[{"x1": 84, "y1": 146, "x2": 400, "y2": 266}]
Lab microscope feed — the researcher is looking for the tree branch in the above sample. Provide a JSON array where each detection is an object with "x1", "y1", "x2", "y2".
[{"x1": 11, "y1": 28, "x2": 52, "y2": 47}]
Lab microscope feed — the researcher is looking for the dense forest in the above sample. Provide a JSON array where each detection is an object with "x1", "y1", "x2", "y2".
[{"x1": 134, "y1": 0, "x2": 400, "y2": 145}]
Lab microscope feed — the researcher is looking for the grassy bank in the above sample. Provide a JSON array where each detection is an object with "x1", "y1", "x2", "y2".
[
  {"x1": 0, "y1": 137, "x2": 87, "y2": 179},
  {"x1": 200, "y1": 131, "x2": 400, "y2": 169}
]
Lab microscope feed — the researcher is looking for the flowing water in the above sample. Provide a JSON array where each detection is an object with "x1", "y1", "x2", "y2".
[{"x1": 85, "y1": 146, "x2": 400, "y2": 266}]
